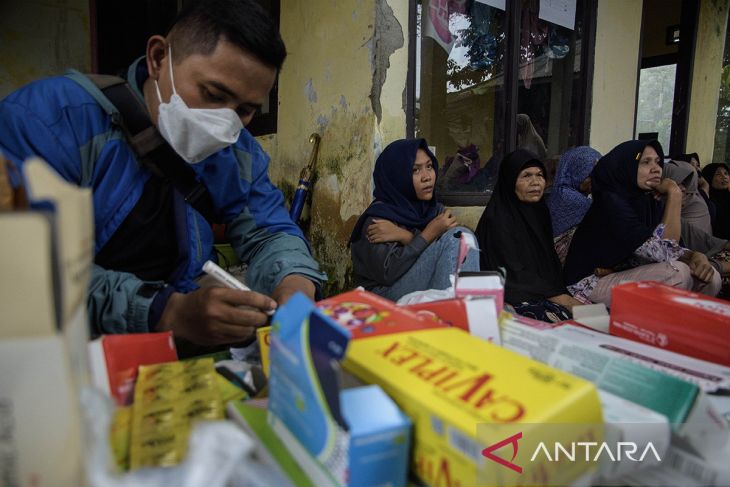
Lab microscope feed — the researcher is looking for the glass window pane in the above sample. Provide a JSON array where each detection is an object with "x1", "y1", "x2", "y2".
[
  {"x1": 713, "y1": 12, "x2": 730, "y2": 165},
  {"x1": 416, "y1": 0, "x2": 506, "y2": 196},
  {"x1": 516, "y1": 0, "x2": 586, "y2": 187},
  {"x1": 635, "y1": 64, "x2": 676, "y2": 151}
]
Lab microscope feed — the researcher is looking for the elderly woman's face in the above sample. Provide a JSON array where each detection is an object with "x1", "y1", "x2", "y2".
[{"x1": 515, "y1": 166, "x2": 545, "y2": 203}]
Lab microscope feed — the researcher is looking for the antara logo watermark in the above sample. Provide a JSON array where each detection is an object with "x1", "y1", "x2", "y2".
[
  {"x1": 530, "y1": 440, "x2": 662, "y2": 463},
  {"x1": 481, "y1": 432, "x2": 523, "y2": 474},
  {"x1": 481, "y1": 431, "x2": 662, "y2": 473}
]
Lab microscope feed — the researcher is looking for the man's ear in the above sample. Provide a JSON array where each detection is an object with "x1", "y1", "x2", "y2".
[{"x1": 146, "y1": 35, "x2": 169, "y2": 79}]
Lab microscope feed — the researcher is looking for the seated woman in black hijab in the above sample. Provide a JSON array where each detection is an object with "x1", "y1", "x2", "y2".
[
  {"x1": 564, "y1": 140, "x2": 721, "y2": 306},
  {"x1": 350, "y1": 138, "x2": 479, "y2": 301},
  {"x1": 701, "y1": 162, "x2": 730, "y2": 240},
  {"x1": 475, "y1": 149, "x2": 582, "y2": 322}
]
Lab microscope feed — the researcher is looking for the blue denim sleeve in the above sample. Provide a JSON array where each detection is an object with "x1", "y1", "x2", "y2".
[
  {"x1": 87, "y1": 264, "x2": 171, "y2": 336},
  {"x1": 225, "y1": 144, "x2": 326, "y2": 295}
]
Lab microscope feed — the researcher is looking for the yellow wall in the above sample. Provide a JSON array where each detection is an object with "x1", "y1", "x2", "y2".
[
  {"x1": 0, "y1": 0, "x2": 90, "y2": 99},
  {"x1": 260, "y1": 0, "x2": 408, "y2": 295},
  {"x1": 589, "y1": 0, "x2": 643, "y2": 154},
  {"x1": 687, "y1": 0, "x2": 729, "y2": 164}
]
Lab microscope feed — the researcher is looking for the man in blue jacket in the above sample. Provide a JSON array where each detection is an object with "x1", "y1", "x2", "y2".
[{"x1": 0, "y1": 0, "x2": 325, "y2": 346}]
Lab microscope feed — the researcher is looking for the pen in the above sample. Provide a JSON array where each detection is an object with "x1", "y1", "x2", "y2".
[{"x1": 202, "y1": 260, "x2": 275, "y2": 315}]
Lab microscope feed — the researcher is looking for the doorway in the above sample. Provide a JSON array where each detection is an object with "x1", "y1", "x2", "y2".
[{"x1": 634, "y1": 0, "x2": 698, "y2": 155}]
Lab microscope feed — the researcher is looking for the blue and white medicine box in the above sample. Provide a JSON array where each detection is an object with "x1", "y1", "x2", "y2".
[{"x1": 267, "y1": 292, "x2": 411, "y2": 487}]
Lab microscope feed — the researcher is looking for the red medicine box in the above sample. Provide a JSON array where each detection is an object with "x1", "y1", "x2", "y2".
[
  {"x1": 316, "y1": 290, "x2": 445, "y2": 339},
  {"x1": 610, "y1": 281, "x2": 730, "y2": 366}
]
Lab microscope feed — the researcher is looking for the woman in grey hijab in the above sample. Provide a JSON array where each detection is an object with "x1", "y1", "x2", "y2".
[{"x1": 664, "y1": 158, "x2": 730, "y2": 276}]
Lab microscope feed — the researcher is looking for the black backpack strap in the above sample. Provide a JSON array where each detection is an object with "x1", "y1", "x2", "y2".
[{"x1": 66, "y1": 70, "x2": 217, "y2": 224}]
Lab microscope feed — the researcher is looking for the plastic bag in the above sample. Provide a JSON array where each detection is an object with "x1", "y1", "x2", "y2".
[{"x1": 82, "y1": 387, "x2": 254, "y2": 487}]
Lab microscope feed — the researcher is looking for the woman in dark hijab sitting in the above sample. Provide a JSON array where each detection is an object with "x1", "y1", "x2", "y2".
[
  {"x1": 350, "y1": 139, "x2": 479, "y2": 301},
  {"x1": 701, "y1": 162, "x2": 730, "y2": 240},
  {"x1": 564, "y1": 140, "x2": 721, "y2": 306},
  {"x1": 475, "y1": 149, "x2": 582, "y2": 322}
]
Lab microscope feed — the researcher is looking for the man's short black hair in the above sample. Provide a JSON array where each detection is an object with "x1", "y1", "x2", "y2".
[{"x1": 167, "y1": 0, "x2": 286, "y2": 70}]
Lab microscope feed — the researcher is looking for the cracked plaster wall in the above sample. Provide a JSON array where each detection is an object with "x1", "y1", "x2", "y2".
[
  {"x1": 0, "y1": 0, "x2": 90, "y2": 99},
  {"x1": 261, "y1": 0, "x2": 407, "y2": 296}
]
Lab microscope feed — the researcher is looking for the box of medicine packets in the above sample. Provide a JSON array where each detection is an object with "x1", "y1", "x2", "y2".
[{"x1": 267, "y1": 292, "x2": 411, "y2": 487}]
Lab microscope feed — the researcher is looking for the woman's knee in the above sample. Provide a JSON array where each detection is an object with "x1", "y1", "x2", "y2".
[
  {"x1": 436, "y1": 227, "x2": 473, "y2": 252},
  {"x1": 666, "y1": 261, "x2": 693, "y2": 290},
  {"x1": 445, "y1": 226, "x2": 475, "y2": 240},
  {"x1": 451, "y1": 227, "x2": 480, "y2": 264}
]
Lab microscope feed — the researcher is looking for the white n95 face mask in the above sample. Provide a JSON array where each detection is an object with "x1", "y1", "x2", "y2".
[{"x1": 154, "y1": 47, "x2": 243, "y2": 164}]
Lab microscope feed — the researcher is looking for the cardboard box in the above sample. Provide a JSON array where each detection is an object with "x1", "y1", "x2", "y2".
[
  {"x1": 500, "y1": 319, "x2": 729, "y2": 459},
  {"x1": 610, "y1": 281, "x2": 730, "y2": 366},
  {"x1": 455, "y1": 271, "x2": 505, "y2": 313},
  {"x1": 268, "y1": 293, "x2": 411, "y2": 487},
  {"x1": 0, "y1": 334, "x2": 85, "y2": 486},
  {"x1": 88, "y1": 332, "x2": 178, "y2": 405},
  {"x1": 317, "y1": 289, "x2": 445, "y2": 339},
  {"x1": 404, "y1": 297, "x2": 501, "y2": 343},
  {"x1": 548, "y1": 324, "x2": 730, "y2": 394},
  {"x1": 594, "y1": 390, "x2": 670, "y2": 479},
  {"x1": 619, "y1": 441, "x2": 730, "y2": 487},
  {"x1": 343, "y1": 327, "x2": 603, "y2": 487},
  {"x1": 0, "y1": 159, "x2": 93, "y2": 336},
  {"x1": 0, "y1": 159, "x2": 93, "y2": 486}
]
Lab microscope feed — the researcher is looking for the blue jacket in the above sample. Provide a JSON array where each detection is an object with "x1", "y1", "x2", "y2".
[{"x1": 0, "y1": 58, "x2": 326, "y2": 335}]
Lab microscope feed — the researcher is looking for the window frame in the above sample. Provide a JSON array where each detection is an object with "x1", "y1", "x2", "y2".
[{"x1": 406, "y1": 0, "x2": 598, "y2": 206}]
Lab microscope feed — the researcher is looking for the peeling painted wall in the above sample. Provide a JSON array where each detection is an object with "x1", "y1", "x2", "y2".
[
  {"x1": 261, "y1": 0, "x2": 407, "y2": 296},
  {"x1": 687, "y1": 0, "x2": 730, "y2": 164},
  {"x1": 0, "y1": 0, "x2": 91, "y2": 99}
]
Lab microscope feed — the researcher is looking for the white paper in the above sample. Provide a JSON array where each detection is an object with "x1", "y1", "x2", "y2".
[
  {"x1": 539, "y1": 0, "x2": 577, "y2": 30},
  {"x1": 572, "y1": 303, "x2": 610, "y2": 333},
  {"x1": 465, "y1": 297, "x2": 500, "y2": 344},
  {"x1": 476, "y1": 0, "x2": 505, "y2": 11}
]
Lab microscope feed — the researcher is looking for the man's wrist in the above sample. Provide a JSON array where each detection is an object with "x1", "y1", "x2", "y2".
[
  {"x1": 154, "y1": 291, "x2": 182, "y2": 332},
  {"x1": 148, "y1": 286, "x2": 176, "y2": 331}
]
